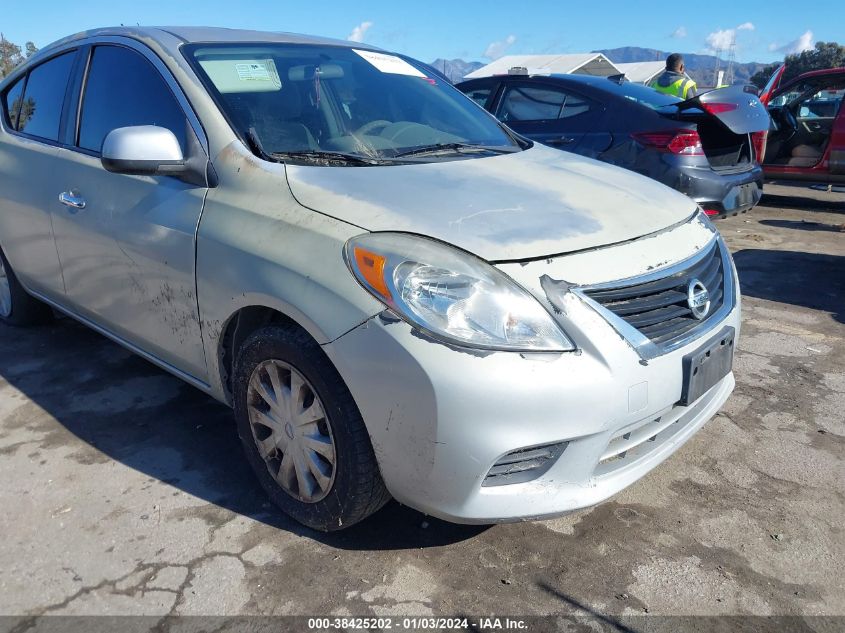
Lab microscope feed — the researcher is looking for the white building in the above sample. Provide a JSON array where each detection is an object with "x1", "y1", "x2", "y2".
[
  {"x1": 464, "y1": 53, "x2": 621, "y2": 79},
  {"x1": 615, "y1": 61, "x2": 666, "y2": 85}
]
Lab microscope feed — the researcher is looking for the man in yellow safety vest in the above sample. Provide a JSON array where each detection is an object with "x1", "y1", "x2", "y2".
[{"x1": 649, "y1": 53, "x2": 697, "y2": 99}]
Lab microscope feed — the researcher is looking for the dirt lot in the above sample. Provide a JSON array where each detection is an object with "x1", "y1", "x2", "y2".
[{"x1": 0, "y1": 183, "x2": 843, "y2": 624}]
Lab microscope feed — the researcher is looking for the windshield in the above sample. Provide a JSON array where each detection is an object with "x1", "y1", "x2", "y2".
[{"x1": 186, "y1": 43, "x2": 518, "y2": 163}]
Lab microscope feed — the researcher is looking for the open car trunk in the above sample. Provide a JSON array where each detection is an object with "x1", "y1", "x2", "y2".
[{"x1": 659, "y1": 84, "x2": 770, "y2": 171}]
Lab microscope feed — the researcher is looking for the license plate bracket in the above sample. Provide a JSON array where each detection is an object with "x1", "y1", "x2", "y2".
[
  {"x1": 680, "y1": 326, "x2": 735, "y2": 406},
  {"x1": 722, "y1": 182, "x2": 761, "y2": 212}
]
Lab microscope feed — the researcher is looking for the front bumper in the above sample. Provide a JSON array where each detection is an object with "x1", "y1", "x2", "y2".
[{"x1": 324, "y1": 235, "x2": 741, "y2": 523}]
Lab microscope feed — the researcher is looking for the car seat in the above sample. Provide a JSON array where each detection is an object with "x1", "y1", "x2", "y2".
[{"x1": 224, "y1": 87, "x2": 317, "y2": 154}]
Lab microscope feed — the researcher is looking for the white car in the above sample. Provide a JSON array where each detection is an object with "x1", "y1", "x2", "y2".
[{"x1": 0, "y1": 27, "x2": 739, "y2": 530}]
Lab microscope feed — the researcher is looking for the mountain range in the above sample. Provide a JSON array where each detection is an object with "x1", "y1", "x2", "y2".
[
  {"x1": 596, "y1": 47, "x2": 772, "y2": 86},
  {"x1": 429, "y1": 58, "x2": 485, "y2": 83},
  {"x1": 430, "y1": 47, "x2": 772, "y2": 86}
]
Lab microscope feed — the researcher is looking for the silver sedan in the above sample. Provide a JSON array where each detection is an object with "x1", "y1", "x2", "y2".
[{"x1": 0, "y1": 27, "x2": 739, "y2": 530}]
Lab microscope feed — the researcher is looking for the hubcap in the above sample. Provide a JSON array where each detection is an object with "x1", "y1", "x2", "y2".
[
  {"x1": 246, "y1": 359, "x2": 336, "y2": 503},
  {"x1": 0, "y1": 258, "x2": 11, "y2": 318}
]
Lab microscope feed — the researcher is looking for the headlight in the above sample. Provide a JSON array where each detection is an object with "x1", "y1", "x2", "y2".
[{"x1": 344, "y1": 233, "x2": 575, "y2": 352}]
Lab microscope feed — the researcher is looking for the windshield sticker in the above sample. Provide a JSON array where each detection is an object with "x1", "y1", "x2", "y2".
[
  {"x1": 198, "y1": 58, "x2": 282, "y2": 93},
  {"x1": 236, "y1": 62, "x2": 273, "y2": 81},
  {"x1": 353, "y1": 50, "x2": 427, "y2": 78}
]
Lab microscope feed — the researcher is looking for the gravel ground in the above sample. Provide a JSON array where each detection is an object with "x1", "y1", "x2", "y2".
[{"x1": 0, "y1": 183, "x2": 842, "y2": 625}]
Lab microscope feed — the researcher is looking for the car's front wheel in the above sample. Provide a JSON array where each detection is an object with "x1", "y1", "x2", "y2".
[
  {"x1": 0, "y1": 247, "x2": 54, "y2": 326},
  {"x1": 233, "y1": 324, "x2": 390, "y2": 531}
]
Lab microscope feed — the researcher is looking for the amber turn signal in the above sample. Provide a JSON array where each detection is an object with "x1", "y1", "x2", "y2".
[{"x1": 353, "y1": 246, "x2": 392, "y2": 300}]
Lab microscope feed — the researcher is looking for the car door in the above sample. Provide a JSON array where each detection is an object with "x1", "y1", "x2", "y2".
[
  {"x1": 831, "y1": 89, "x2": 845, "y2": 175},
  {"x1": 0, "y1": 49, "x2": 79, "y2": 299},
  {"x1": 758, "y1": 64, "x2": 786, "y2": 106},
  {"x1": 49, "y1": 41, "x2": 210, "y2": 381},
  {"x1": 764, "y1": 72, "x2": 845, "y2": 178},
  {"x1": 792, "y1": 83, "x2": 842, "y2": 146},
  {"x1": 493, "y1": 80, "x2": 606, "y2": 155}
]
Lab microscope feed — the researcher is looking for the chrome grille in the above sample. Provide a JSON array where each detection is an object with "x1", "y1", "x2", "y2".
[{"x1": 582, "y1": 240, "x2": 725, "y2": 348}]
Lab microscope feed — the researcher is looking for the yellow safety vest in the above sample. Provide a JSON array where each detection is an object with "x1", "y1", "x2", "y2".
[{"x1": 650, "y1": 76, "x2": 697, "y2": 99}]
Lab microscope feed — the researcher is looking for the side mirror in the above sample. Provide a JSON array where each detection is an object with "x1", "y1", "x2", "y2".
[{"x1": 101, "y1": 125, "x2": 187, "y2": 177}]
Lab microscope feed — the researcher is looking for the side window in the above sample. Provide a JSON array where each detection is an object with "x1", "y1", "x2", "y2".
[
  {"x1": 2, "y1": 76, "x2": 25, "y2": 129},
  {"x1": 499, "y1": 84, "x2": 594, "y2": 123},
  {"x1": 560, "y1": 93, "x2": 591, "y2": 119},
  {"x1": 499, "y1": 85, "x2": 566, "y2": 122},
  {"x1": 464, "y1": 86, "x2": 493, "y2": 108},
  {"x1": 14, "y1": 52, "x2": 76, "y2": 141},
  {"x1": 78, "y1": 46, "x2": 187, "y2": 153},
  {"x1": 798, "y1": 87, "x2": 844, "y2": 119}
]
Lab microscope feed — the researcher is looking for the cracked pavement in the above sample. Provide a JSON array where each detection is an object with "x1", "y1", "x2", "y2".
[{"x1": 0, "y1": 184, "x2": 843, "y2": 620}]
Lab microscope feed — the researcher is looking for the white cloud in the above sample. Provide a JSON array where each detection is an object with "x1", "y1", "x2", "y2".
[
  {"x1": 484, "y1": 34, "x2": 517, "y2": 60},
  {"x1": 772, "y1": 30, "x2": 815, "y2": 55},
  {"x1": 671, "y1": 26, "x2": 687, "y2": 39},
  {"x1": 705, "y1": 28, "x2": 736, "y2": 52},
  {"x1": 704, "y1": 22, "x2": 754, "y2": 53},
  {"x1": 347, "y1": 21, "x2": 373, "y2": 43}
]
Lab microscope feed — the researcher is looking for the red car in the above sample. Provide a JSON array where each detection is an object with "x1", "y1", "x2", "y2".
[{"x1": 759, "y1": 65, "x2": 845, "y2": 184}]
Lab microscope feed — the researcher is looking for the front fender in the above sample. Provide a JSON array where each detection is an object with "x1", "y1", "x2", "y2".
[{"x1": 196, "y1": 142, "x2": 382, "y2": 402}]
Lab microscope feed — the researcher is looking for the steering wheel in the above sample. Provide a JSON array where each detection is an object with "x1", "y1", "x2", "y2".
[
  {"x1": 781, "y1": 106, "x2": 799, "y2": 133},
  {"x1": 354, "y1": 120, "x2": 391, "y2": 136}
]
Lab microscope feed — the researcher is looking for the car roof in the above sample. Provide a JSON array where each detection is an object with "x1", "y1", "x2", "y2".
[
  {"x1": 459, "y1": 73, "x2": 622, "y2": 89},
  {"x1": 462, "y1": 73, "x2": 608, "y2": 83},
  {"x1": 38, "y1": 26, "x2": 381, "y2": 57},
  {"x1": 790, "y1": 66, "x2": 845, "y2": 82}
]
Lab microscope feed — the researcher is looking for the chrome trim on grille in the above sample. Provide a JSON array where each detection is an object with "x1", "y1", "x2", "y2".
[{"x1": 573, "y1": 237, "x2": 735, "y2": 360}]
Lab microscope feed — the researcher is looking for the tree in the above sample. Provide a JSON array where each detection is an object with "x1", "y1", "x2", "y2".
[
  {"x1": 783, "y1": 41, "x2": 845, "y2": 82},
  {"x1": 1, "y1": 33, "x2": 37, "y2": 79},
  {"x1": 750, "y1": 63, "x2": 780, "y2": 89},
  {"x1": 751, "y1": 41, "x2": 845, "y2": 88}
]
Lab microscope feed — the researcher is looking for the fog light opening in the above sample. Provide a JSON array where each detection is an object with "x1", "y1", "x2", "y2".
[{"x1": 482, "y1": 442, "x2": 568, "y2": 487}]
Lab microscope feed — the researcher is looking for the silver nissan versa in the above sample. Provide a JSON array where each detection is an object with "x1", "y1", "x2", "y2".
[{"x1": 0, "y1": 27, "x2": 740, "y2": 531}]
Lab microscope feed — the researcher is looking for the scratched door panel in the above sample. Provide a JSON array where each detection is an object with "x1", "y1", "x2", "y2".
[{"x1": 50, "y1": 147, "x2": 208, "y2": 379}]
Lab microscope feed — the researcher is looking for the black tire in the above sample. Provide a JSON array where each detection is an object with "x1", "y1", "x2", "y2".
[
  {"x1": 0, "y1": 247, "x2": 54, "y2": 326},
  {"x1": 233, "y1": 324, "x2": 390, "y2": 531}
]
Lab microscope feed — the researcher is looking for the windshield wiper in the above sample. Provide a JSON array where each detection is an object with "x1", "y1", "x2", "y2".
[
  {"x1": 393, "y1": 142, "x2": 520, "y2": 158},
  {"x1": 269, "y1": 150, "x2": 389, "y2": 166}
]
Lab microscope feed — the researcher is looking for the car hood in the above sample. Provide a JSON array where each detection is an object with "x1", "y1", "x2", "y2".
[{"x1": 285, "y1": 144, "x2": 698, "y2": 261}]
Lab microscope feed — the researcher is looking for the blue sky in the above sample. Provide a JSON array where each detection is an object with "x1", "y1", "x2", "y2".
[{"x1": 2, "y1": 0, "x2": 842, "y2": 64}]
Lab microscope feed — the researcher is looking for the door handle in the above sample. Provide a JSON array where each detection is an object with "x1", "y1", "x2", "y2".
[
  {"x1": 547, "y1": 136, "x2": 576, "y2": 145},
  {"x1": 58, "y1": 191, "x2": 86, "y2": 211}
]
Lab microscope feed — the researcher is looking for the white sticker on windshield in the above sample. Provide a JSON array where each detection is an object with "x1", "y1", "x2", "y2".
[
  {"x1": 353, "y1": 49, "x2": 427, "y2": 78},
  {"x1": 235, "y1": 62, "x2": 273, "y2": 81},
  {"x1": 199, "y1": 58, "x2": 282, "y2": 93}
]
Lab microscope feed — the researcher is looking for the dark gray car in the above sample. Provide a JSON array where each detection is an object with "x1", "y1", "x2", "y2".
[{"x1": 457, "y1": 74, "x2": 769, "y2": 218}]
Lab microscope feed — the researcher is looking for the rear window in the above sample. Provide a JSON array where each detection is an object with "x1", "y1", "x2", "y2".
[
  {"x1": 613, "y1": 80, "x2": 683, "y2": 109},
  {"x1": 15, "y1": 51, "x2": 76, "y2": 141}
]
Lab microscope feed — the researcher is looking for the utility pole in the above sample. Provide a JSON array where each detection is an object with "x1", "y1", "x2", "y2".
[
  {"x1": 725, "y1": 32, "x2": 737, "y2": 85},
  {"x1": 713, "y1": 48, "x2": 722, "y2": 88}
]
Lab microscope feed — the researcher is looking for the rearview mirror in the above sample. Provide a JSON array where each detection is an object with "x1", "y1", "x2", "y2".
[{"x1": 101, "y1": 125, "x2": 187, "y2": 177}]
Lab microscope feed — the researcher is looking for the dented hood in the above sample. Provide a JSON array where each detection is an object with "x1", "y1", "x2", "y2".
[{"x1": 285, "y1": 144, "x2": 697, "y2": 261}]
